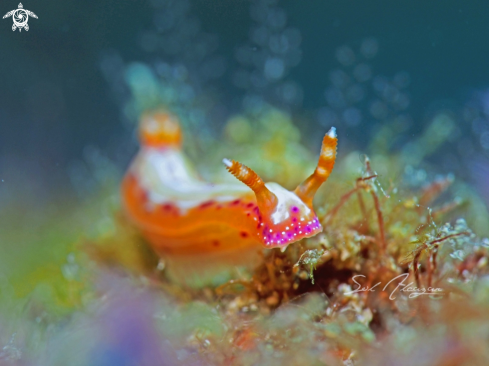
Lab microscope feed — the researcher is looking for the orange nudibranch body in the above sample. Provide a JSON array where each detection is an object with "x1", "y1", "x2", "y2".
[{"x1": 121, "y1": 111, "x2": 337, "y2": 284}]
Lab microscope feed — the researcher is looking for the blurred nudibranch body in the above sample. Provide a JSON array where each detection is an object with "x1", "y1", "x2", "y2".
[{"x1": 122, "y1": 111, "x2": 337, "y2": 285}]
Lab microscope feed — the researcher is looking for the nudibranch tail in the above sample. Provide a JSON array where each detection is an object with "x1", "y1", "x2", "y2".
[
  {"x1": 294, "y1": 127, "x2": 338, "y2": 208},
  {"x1": 139, "y1": 111, "x2": 182, "y2": 148},
  {"x1": 223, "y1": 158, "x2": 278, "y2": 211}
]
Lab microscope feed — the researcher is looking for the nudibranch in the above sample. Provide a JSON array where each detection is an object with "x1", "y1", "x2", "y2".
[{"x1": 122, "y1": 111, "x2": 337, "y2": 286}]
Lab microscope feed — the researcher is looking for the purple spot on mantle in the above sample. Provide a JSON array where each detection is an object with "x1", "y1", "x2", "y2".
[
  {"x1": 162, "y1": 204, "x2": 173, "y2": 211},
  {"x1": 199, "y1": 200, "x2": 214, "y2": 209},
  {"x1": 291, "y1": 206, "x2": 299, "y2": 213}
]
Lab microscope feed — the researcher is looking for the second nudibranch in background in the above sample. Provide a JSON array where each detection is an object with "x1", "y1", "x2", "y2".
[{"x1": 122, "y1": 111, "x2": 337, "y2": 286}]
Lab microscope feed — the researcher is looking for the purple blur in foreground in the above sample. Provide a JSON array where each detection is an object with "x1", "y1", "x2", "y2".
[{"x1": 87, "y1": 275, "x2": 179, "y2": 366}]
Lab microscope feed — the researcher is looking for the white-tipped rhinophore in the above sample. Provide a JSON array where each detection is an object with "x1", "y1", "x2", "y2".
[
  {"x1": 222, "y1": 158, "x2": 233, "y2": 168},
  {"x1": 294, "y1": 127, "x2": 338, "y2": 208}
]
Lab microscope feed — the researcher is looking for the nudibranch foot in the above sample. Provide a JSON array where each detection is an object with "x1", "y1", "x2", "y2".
[{"x1": 156, "y1": 246, "x2": 261, "y2": 288}]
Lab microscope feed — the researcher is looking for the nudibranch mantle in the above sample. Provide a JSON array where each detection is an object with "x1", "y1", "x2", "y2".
[
  {"x1": 121, "y1": 111, "x2": 337, "y2": 286},
  {"x1": 132, "y1": 148, "x2": 250, "y2": 211}
]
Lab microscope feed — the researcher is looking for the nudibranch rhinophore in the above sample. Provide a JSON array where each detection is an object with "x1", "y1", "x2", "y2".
[{"x1": 122, "y1": 111, "x2": 337, "y2": 287}]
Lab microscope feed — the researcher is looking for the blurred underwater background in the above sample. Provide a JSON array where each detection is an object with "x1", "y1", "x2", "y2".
[{"x1": 2, "y1": 0, "x2": 489, "y2": 364}]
